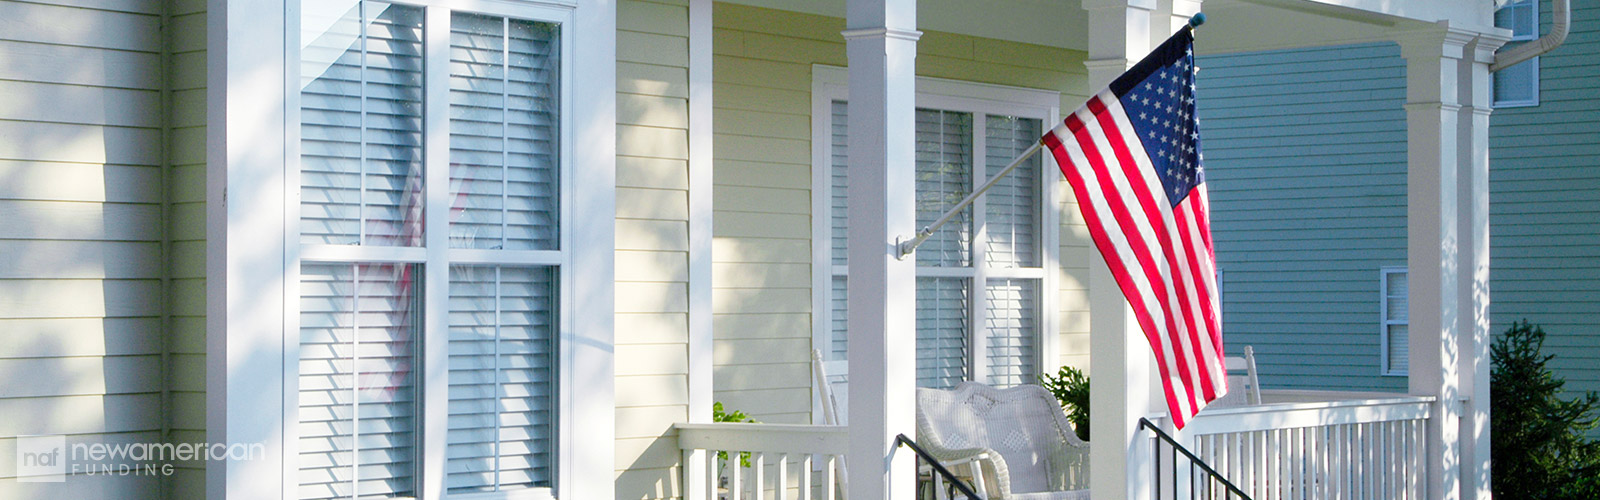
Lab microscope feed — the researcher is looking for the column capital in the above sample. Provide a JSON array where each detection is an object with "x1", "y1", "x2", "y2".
[
  {"x1": 1082, "y1": 0, "x2": 1155, "y2": 12},
  {"x1": 1393, "y1": 21, "x2": 1503, "y2": 61},
  {"x1": 841, "y1": 27, "x2": 923, "y2": 42}
]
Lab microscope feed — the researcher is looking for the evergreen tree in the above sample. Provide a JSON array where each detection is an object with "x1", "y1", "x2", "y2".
[{"x1": 1491, "y1": 320, "x2": 1600, "y2": 499}]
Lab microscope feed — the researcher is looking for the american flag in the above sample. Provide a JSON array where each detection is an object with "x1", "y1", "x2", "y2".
[{"x1": 1041, "y1": 26, "x2": 1224, "y2": 429}]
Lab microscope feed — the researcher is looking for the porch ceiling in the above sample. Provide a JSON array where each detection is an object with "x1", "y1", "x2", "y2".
[{"x1": 717, "y1": 0, "x2": 1492, "y2": 55}]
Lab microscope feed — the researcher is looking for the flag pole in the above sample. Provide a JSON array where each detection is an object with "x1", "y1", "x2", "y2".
[{"x1": 894, "y1": 12, "x2": 1205, "y2": 260}]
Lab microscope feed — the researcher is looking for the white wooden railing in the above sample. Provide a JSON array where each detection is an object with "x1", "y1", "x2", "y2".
[
  {"x1": 677, "y1": 423, "x2": 849, "y2": 500},
  {"x1": 1153, "y1": 391, "x2": 1435, "y2": 500}
]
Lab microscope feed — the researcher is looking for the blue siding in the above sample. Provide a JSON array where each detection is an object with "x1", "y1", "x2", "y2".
[
  {"x1": 1197, "y1": 43, "x2": 1409, "y2": 392},
  {"x1": 1197, "y1": 0, "x2": 1600, "y2": 418},
  {"x1": 1489, "y1": 1, "x2": 1600, "y2": 411}
]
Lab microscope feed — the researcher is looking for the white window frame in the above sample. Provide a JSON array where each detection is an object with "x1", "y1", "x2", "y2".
[
  {"x1": 1380, "y1": 266, "x2": 1408, "y2": 376},
  {"x1": 809, "y1": 65, "x2": 1061, "y2": 395},
  {"x1": 208, "y1": 0, "x2": 614, "y2": 498},
  {"x1": 1493, "y1": 0, "x2": 1540, "y2": 108}
]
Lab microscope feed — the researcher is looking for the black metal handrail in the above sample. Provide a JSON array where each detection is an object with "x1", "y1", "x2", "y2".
[
  {"x1": 894, "y1": 434, "x2": 982, "y2": 500},
  {"x1": 1138, "y1": 418, "x2": 1253, "y2": 500}
]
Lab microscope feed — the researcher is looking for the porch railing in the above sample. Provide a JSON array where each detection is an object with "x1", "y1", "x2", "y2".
[
  {"x1": 677, "y1": 422, "x2": 848, "y2": 500},
  {"x1": 1160, "y1": 391, "x2": 1435, "y2": 500}
]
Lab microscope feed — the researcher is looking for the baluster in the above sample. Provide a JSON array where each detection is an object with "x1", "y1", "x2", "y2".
[
  {"x1": 731, "y1": 450, "x2": 743, "y2": 500},
  {"x1": 708, "y1": 449, "x2": 721, "y2": 500},
  {"x1": 824, "y1": 455, "x2": 837, "y2": 500},
  {"x1": 754, "y1": 452, "x2": 766, "y2": 500},
  {"x1": 801, "y1": 454, "x2": 812, "y2": 500}
]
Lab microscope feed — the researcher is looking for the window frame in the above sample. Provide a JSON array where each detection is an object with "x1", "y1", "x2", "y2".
[
  {"x1": 1493, "y1": 0, "x2": 1540, "y2": 108},
  {"x1": 280, "y1": 1, "x2": 595, "y2": 498},
  {"x1": 809, "y1": 65, "x2": 1062, "y2": 396},
  {"x1": 1380, "y1": 266, "x2": 1408, "y2": 377}
]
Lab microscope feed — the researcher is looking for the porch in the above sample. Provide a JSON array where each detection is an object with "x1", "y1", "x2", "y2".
[{"x1": 682, "y1": 0, "x2": 1508, "y2": 499}]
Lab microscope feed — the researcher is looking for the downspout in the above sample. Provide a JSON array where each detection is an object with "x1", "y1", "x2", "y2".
[{"x1": 1491, "y1": 0, "x2": 1569, "y2": 72}]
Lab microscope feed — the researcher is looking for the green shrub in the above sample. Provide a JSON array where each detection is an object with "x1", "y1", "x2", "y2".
[
  {"x1": 1040, "y1": 366, "x2": 1090, "y2": 441},
  {"x1": 712, "y1": 402, "x2": 756, "y2": 468},
  {"x1": 1492, "y1": 320, "x2": 1600, "y2": 499}
]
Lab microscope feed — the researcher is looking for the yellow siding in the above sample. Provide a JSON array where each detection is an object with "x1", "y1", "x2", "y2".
[
  {"x1": 615, "y1": 0, "x2": 694, "y2": 498},
  {"x1": 711, "y1": 3, "x2": 1095, "y2": 428},
  {"x1": 0, "y1": 0, "x2": 167, "y2": 497}
]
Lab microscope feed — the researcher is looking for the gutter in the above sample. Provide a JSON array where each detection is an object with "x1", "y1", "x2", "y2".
[{"x1": 1491, "y1": 0, "x2": 1570, "y2": 72}]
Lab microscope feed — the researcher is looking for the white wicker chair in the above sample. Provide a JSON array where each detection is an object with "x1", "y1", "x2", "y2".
[{"x1": 916, "y1": 382, "x2": 1090, "y2": 499}]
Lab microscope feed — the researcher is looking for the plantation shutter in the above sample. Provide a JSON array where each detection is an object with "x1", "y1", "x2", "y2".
[
  {"x1": 917, "y1": 277, "x2": 969, "y2": 389},
  {"x1": 830, "y1": 276, "x2": 848, "y2": 361},
  {"x1": 447, "y1": 266, "x2": 557, "y2": 493},
  {"x1": 985, "y1": 279, "x2": 1039, "y2": 387},
  {"x1": 298, "y1": 263, "x2": 420, "y2": 500},
  {"x1": 300, "y1": 2, "x2": 426, "y2": 247},
  {"x1": 915, "y1": 109, "x2": 973, "y2": 268},
  {"x1": 449, "y1": 13, "x2": 561, "y2": 251},
  {"x1": 984, "y1": 116, "x2": 1041, "y2": 268},
  {"x1": 830, "y1": 100, "x2": 849, "y2": 267}
]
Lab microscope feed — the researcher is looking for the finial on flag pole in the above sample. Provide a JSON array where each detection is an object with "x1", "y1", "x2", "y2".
[{"x1": 1188, "y1": 12, "x2": 1206, "y2": 28}]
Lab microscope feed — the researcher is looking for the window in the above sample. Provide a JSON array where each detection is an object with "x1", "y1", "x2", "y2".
[
  {"x1": 812, "y1": 67, "x2": 1059, "y2": 390},
  {"x1": 1494, "y1": 0, "x2": 1539, "y2": 107},
  {"x1": 294, "y1": 1, "x2": 571, "y2": 497},
  {"x1": 1381, "y1": 267, "x2": 1408, "y2": 376}
]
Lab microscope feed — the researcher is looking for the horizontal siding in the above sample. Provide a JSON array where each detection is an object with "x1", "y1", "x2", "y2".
[
  {"x1": 1488, "y1": 0, "x2": 1600, "y2": 438},
  {"x1": 0, "y1": 3, "x2": 166, "y2": 498},
  {"x1": 1197, "y1": 42, "x2": 1409, "y2": 392},
  {"x1": 615, "y1": 1, "x2": 693, "y2": 499},
  {"x1": 711, "y1": 2, "x2": 1094, "y2": 436}
]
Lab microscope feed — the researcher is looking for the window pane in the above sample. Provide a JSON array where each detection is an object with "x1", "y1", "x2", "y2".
[
  {"x1": 1493, "y1": 58, "x2": 1536, "y2": 105},
  {"x1": 916, "y1": 109, "x2": 973, "y2": 268},
  {"x1": 298, "y1": 262, "x2": 419, "y2": 500},
  {"x1": 1387, "y1": 324, "x2": 1409, "y2": 374},
  {"x1": 300, "y1": 2, "x2": 425, "y2": 246},
  {"x1": 985, "y1": 115, "x2": 1042, "y2": 268},
  {"x1": 448, "y1": 266, "x2": 557, "y2": 493},
  {"x1": 831, "y1": 275, "x2": 848, "y2": 361},
  {"x1": 831, "y1": 100, "x2": 849, "y2": 266},
  {"x1": 985, "y1": 279, "x2": 1039, "y2": 387},
  {"x1": 917, "y1": 277, "x2": 969, "y2": 389},
  {"x1": 449, "y1": 14, "x2": 561, "y2": 250}
]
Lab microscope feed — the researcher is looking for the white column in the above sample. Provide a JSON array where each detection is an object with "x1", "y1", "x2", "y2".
[
  {"x1": 1456, "y1": 31, "x2": 1506, "y2": 500},
  {"x1": 1082, "y1": 2, "x2": 1157, "y2": 500},
  {"x1": 207, "y1": 0, "x2": 287, "y2": 498},
  {"x1": 1397, "y1": 25, "x2": 1500, "y2": 500},
  {"x1": 843, "y1": 0, "x2": 919, "y2": 498}
]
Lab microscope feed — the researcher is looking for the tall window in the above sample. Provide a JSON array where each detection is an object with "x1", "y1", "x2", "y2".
[
  {"x1": 295, "y1": 1, "x2": 569, "y2": 498},
  {"x1": 1380, "y1": 267, "x2": 1408, "y2": 376},
  {"x1": 813, "y1": 69, "x2": 1059, "y2": 390},
  {"x1": 1494, "y1": 0, "x2": 1539, "y2": 107}
]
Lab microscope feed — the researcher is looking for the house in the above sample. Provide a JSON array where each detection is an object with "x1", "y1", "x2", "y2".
[
  {"x1": 1200, "y1": 0, "x2": 1599, "y2": 436},
  {"x1": 0, "y1": 0, "x2": 1524, "y2": 499}
]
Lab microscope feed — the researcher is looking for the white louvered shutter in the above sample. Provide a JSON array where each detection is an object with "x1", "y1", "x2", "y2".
[
  {"x1": 916, "y1": 277, "x2": 969, "y2": 389},
  {"x1": 447, "y1": 266, "x2": 557, "y2": 493},
  {"x1": 301, "y1": 2, "x2": 426, "y2": 247},
  {"x1": 830, "y1": 276, "x2": 849, "y2": 361},
  {"x1": 298, "y1": 263, "x2": 420, "y2": 500},
  {"x1": 985, "y1": 279, "x2": 1039, "y2": 387},
  {"x1": 450, "y1": 13, "x2": 561, "y2": 250}
]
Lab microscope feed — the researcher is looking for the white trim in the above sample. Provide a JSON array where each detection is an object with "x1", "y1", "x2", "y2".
[
  {"x1": 209, "y1": 0, "x2": 288, "y2": 498},
  {"x1": 685, "y1": 0, "x2": 714, "y2": 496},
  {"x1": 1380, "y1": 266, "x2": 1409, "y2": 376},
  {"x1": 809, "y1": 64, "x2": 1062, "y2": 398}
]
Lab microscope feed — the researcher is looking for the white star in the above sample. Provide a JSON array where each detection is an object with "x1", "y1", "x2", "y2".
[
  {"x1": 1149, "y1": 130, "x2": 1158, "y2": 139},
  {"x1": 1145, "y1": 82, "x2": 1153, "y2": 90},
  {"x1": 1140, "y1": 111, "x2": 1148, "y2": 121}
]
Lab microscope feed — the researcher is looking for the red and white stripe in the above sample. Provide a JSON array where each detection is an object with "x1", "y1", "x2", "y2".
[{"x1": 1042, "y1": 90, "x2": 1226, "y2": 429}]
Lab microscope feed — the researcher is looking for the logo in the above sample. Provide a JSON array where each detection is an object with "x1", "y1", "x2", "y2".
[{"x1": 17, "y1": 435, "x2": 66, "y2": 482}]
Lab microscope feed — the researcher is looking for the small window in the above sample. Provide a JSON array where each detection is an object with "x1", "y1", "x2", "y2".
[
  {"x1": 1381, "y1": 267, "x2": 1408, "y2": 376},
  {"x1": 1494, "y1": 0, "x2": 1539, "y2": 107}
]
